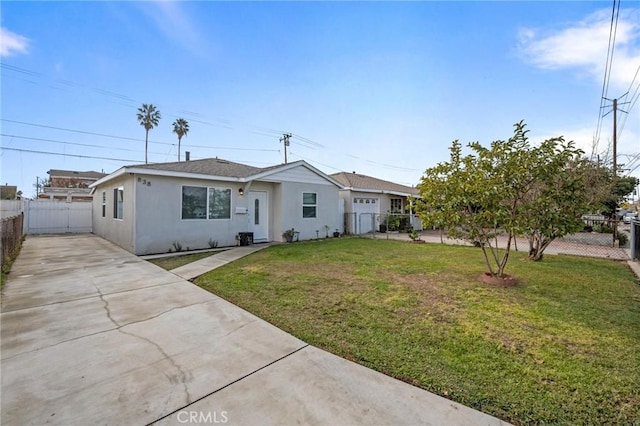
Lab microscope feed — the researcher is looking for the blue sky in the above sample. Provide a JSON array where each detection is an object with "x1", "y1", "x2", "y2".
[{"x1": 2, "y1": 1, "x2": 639, "y2": 197}]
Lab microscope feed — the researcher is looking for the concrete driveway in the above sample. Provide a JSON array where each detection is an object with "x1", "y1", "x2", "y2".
[{"x1": 1, "y1": 235, "x2": 508, "y2": 425}]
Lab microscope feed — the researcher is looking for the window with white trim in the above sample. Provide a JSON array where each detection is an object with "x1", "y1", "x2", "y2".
[
  {"x1": 182, "y1": 186, "x2": 231, "y2": 220},
  {"x1": 208, "y1": 188, "x2": 231, "y2": 219},
  {"x1": 101, "y1": 191, "x2": 106, "y2": 217},
  {"x1": 303, "y1": 192, "x2": 317, "y2": 218},
  {"x1": 113, "y1": 187, "x2": 123, "y2": 219}
]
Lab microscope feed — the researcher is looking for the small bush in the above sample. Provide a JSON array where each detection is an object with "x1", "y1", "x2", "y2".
[
  {"x1": 618, "y1": 232, "x2": 628, "y2": 246},
  {"x1": 593, "y1": 224, "x2": 614, "y2": 234},
  {"x1": 208, "y1": 238, "x2": 218, "y2": 249},
  {"x1": 172, "y1": 241, "x2": 183, "y2": 252}
]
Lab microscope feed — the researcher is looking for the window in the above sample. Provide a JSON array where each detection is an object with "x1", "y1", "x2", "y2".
[
  {"x1": 390, "y1": 198, "x2": 403, "y2": 213},
  {"x1": 113, "y1": 187, "x2": 123, "y2": 219},
  {"x1": 101, "y1": 191, "x2": 106, "y2": 217},
  {"x1": 303, "y1": 192, "x2": 317, "y2": 218},
  {"x1": 182, "y1": 186, "x2": 207, "y2": 219},
  {"x1": 254, "y1": 199, "x2": 260, "y2": 225},
  {"x1": 182, "y1": 186, "x2": 231, "y2": 220},
  {"x1": 208, "y1": 188, "x2": 231, "y2": 219}
]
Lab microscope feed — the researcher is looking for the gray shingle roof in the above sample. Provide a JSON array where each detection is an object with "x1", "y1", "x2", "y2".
[
  {"x1": 133, "y1": 158, "x2": 269, "y2": 178},
  {"x1": 48, "y1": 169, "x2": 107, "y2": 180},
  {"x1": 330, "y1": 172, "x2": 418, "y2": 196}
]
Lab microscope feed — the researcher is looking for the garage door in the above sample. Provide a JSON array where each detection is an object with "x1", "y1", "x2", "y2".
[{"x1": 353, "y1": 197, "x2": 379, "y2": 233}]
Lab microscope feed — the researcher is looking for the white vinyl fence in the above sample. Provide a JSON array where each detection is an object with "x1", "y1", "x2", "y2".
[
  {"x1": 0, "y1": 199, "x2": 25, "y2": 219},
  {"x1": 10, "y1": 200, "x2": 93, "y2": 234}
]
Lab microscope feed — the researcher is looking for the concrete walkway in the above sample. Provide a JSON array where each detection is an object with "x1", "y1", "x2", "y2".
[
  {"x1": 1, "y1": 235, "x2": 509, "y2": 426},
  {"x1": 167, "y1": 244, "x2": 271, "y2": 280}
]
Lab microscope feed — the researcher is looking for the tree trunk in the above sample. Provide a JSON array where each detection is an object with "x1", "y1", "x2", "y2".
[
  {"x1": 497, "y1": 232, "x2": 513, "y2": 277},
  {"x1": 480, "y1": 245, "x2": 496, "y2": 276},
  {"x1": 528, "y1": 233, "x2": 554, "y2": 261},
  {"x1": 145, "y1": 129, "x2": 149, "y2": 164}
]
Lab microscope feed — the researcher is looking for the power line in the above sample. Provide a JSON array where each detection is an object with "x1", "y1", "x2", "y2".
[
  {"x1": 616, "y1": 64, "x2": 640, "y2": 141},
  {"x1": 0, "y1": 146, "x2": 278, "y2": 167},
  {"x1": 0, "y1": 120, "x2": 279, "y2": 152},
  {"x1": 3, "y1": 64, "x2": 422, "y2": 177},
  {"x1": 1, "y1": 64, "x2": 289, "y2": 141},
  {"x1": 0, "y1": 133, "x2": 170, "y2": 156},
  {"x1": 0, "y1": 147, "x2": 141, "y2": 163},
  {"x1": 594, "y1": 0, "x2": 621, "y2": 155}
]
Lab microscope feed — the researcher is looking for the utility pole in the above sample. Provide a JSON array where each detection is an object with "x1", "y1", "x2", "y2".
[
  {"x1": 603, "y1": 96, "x2": 629, "y2": 247},
  {"x1": 280, "y1": 133, "x2": 291, "y2": 164},
  {"x1": 613, "y1": 98, "x2": 618, "y2": 246}
]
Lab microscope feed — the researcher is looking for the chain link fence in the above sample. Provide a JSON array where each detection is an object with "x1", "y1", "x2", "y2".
[{"x1": 344, "y1": 212, "x2": 635, "y2": 260}]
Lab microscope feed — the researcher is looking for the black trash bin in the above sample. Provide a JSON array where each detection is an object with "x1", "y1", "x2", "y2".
[{"x1": 238, "y1": 232, "x2": 253, "y2": 246}]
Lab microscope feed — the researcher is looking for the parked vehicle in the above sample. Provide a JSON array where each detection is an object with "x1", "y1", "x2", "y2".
[{"x1": 623, "y1": 212, "x2": 638, "y2": 224}]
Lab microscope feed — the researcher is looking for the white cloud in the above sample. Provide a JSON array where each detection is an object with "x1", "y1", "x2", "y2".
[
  {"x1": 0, "y1": 27, "x2": 29, "y2": 57},
  {"x1": 518, "y1": 8, "x2": 640, "y2": 91},
  {"x1": 138, "y1": 1, "x2": 208, "y2": 59}
]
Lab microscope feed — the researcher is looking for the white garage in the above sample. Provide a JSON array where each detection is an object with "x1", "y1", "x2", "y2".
[{"x1": 352, "y1": 197, "x2": 380, "y2": 233}]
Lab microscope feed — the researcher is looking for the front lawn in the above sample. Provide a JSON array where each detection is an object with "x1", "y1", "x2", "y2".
[
  {"x1": 194, "y1": 237, "x2": 640, "y2": 425},
  {"x1": 147, "y1": 251, "x2": 220, "y2": 271}
]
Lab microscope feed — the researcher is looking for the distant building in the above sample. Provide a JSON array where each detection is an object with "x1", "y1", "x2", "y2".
[
  {"x1": 39, "y1": 169, "x2": 107, "y2": 202},
  {"x1": 1, "y1": 185, "x2": 18, "y2": 200}
]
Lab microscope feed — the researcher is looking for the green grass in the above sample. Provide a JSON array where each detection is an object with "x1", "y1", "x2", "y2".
[
  {"x1": 194, "y1": 237, "x2": 640, "y2": 425},
  {"x1": 147, "y1": 251, "x2": 221, "y2": 270}
]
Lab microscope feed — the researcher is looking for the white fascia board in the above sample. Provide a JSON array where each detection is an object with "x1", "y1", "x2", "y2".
[
  {"x1": 247, "y1": 160, "x2": 345, "y2": 188},
  {"x1": 126, "y1": 168, "x2": 242, "y2": 183},
  {"x1": 89, "y1": 167, "x2": 242, "y2": 188},
  {"x1": 89, "y1": 167, "x2": 128, "y2": 188},
  {"x1": 340, "y1": 187, "x2": 421, "y2": 198}
]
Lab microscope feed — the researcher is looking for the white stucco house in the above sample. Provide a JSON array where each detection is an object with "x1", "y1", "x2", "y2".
[
  {"x1": 330, "y1": 172, "x2": 422, "y2": 234},
  {"x1": 89, "y1": 158, "x2": 342, "y2": 255}
]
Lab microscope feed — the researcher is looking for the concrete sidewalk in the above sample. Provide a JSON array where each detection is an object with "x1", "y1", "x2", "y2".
[
  {"x1": 378, "y1": 230, "x2": 630, "y2": 260},
  {"x1": 1, "y1": 235, "x2": 509, "y2": 425}
]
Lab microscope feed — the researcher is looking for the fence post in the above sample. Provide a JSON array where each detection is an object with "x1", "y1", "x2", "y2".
[{"x1": 632, "y1": 220, "x2": 638, "y2": 260}]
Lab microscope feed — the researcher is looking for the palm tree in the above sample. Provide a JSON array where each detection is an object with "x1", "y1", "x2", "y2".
[
  {"x1": 136, "y1": 103, "x2": 161, "y2": 164},
  {"x1": 172, "y1": 118, "x2": 190, "y2": 161}
]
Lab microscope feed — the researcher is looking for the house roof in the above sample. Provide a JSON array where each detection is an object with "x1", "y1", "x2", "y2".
[
  {"x1": 133, "y1": 158, "x2": 264, "y2": 178},
  {"x1": 48, "y1": 169, "x2": 107, "y2": 180},
  {"x1": 330, "y1": 172, "x2": 419, "y2": 197},
  {"x1": 90, "y1": 158, "x2": 343, "y2": 189}
]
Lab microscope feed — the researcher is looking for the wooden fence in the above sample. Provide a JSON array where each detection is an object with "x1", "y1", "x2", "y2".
[{"x1": 1, "y1": 213, "x2": 24, "y2": 271}]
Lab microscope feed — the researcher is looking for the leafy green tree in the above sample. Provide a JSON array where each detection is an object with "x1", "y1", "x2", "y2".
[
  {"x1": 172, "y1": 118, "x2": 189, "y2": 162},
  {"x1": 415, "y1": 121, "x2": 592, "y2": 277},
  {"x1": 520, "y1": 144, "x2": 591, "y2": 261},
  {"x1": 136, "y1": 103, "x2": 161, "y2": 164}
]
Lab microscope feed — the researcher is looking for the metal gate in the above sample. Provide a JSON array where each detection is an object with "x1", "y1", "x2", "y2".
[{"x1": 631, "y1": 219, "x2": 640, "y2": 260}]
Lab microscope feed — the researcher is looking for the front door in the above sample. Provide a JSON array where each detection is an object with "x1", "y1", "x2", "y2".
[{"x1": 248, "y1": 191, "x2": 269, "y2": 242}]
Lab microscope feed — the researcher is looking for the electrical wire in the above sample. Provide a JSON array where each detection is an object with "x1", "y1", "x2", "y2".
[
  {"x1": 3, "y1": 64, "x2": 421, "y2": 178},
  {"x1": 0, "y1": 121, "x2": 279, "y2": 152},
  {"x1": 594, "y1": 0, "x2": 621, "y2": 155}
]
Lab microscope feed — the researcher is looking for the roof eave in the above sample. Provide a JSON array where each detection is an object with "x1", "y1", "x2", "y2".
[
  {"x1": 247, "y1": 160, "x2": 344, "y2": 188},
  {"x1": 90, "y1": 167, "x2": 244, "y2": 188},
  {"x1": 340, "y1": 187, "x2": 421, "y2": 198}
]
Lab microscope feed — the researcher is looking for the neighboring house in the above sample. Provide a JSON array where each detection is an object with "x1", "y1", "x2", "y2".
[
  {"x1": 40, "y1": 169, "x2": 107, "y2": 202},
  {"x1": 1, "y1": 185, "x2": 18, "y2": 200},
  {"x1": 330, "y1": 172, "x2": 422, "y2": 234},
  {"x1": 89, "y1": 158, "x2": 342, "y2": 255}
]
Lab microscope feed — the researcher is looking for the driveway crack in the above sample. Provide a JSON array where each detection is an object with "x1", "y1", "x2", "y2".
[
  {"x1": 118, "y1": 327, "x2": 193, "y2": 405},
  {"x1": 89, "y1": 274, "x2": 192, "y2": 405}
]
